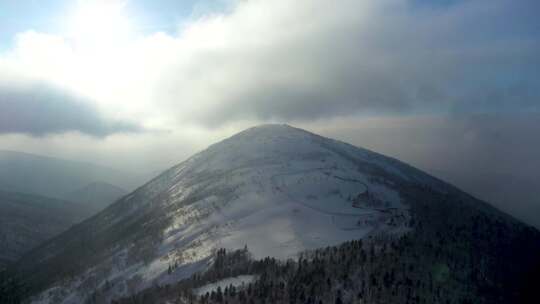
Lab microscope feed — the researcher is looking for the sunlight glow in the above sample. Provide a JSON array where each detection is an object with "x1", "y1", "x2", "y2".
[{"x1": 67, "y1": 0, "x2": 133, "y2": 45}]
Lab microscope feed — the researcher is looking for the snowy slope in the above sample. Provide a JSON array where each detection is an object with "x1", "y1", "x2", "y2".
[{"x1": 20, "y1": 124, "x2": 445, "y2": 303}]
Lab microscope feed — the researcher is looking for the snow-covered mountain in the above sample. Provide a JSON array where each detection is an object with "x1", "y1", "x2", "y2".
[{"x1": 12, "y1": 124, "x2": 534, "y2": 303}]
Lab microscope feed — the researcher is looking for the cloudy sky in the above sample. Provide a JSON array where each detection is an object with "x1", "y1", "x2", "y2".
[{"x1": 0, "y1": 0, "x2": 539, "y2": 226}]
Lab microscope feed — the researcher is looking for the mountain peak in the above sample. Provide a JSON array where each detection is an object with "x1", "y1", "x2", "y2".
[
  {"x1": 244, "y1": 123, "x2": 295, "y2": 131},
  {"x1": 15, "y1": 124, "x2": 455, "y2": 302},
  {"x1": 228, "y1": 123, "x2": 312, "y2": 140},
  {"x1": 11, "y1": 132, "x2": 540, "y2": 304}
]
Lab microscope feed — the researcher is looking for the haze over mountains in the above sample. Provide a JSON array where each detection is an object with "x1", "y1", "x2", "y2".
[
  {"x1": 0, "y1": 151, "x2": 136, "y2": 266},
  {"x1": 0, "y1": 150, "x2": 142, "y2": 200},
  {"x1": 0, "y1": 191, "x2": 91, "y2": 267},
  {"x1": 63, "y1": 182, "x2": 127, "y2": 215},
  {"x1": 9, "y1": 125, "x2": 539, "y2": 304}
]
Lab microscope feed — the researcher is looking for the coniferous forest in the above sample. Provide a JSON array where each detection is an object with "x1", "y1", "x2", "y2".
[{"x1": 108, "y1": 184, "x2": 540, "y2": 304}]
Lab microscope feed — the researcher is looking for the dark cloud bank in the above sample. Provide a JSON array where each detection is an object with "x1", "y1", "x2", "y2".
[
  {"x1": 0, "y1": 81, "x2": 141, "y2": 137},
  {"x1": 161, "y1": 0, "x2": 540, "y2": 125}
]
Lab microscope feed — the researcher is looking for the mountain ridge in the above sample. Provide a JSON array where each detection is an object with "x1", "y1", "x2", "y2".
[
  {"x1": 10, "y1": 124, "x2": 539, "y2": 304},
  {"x1": 0, "y1": 150, "x2": 143, "y2": 200}
]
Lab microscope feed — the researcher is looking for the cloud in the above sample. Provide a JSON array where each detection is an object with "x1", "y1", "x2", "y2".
[
  {"x1": 1, "y1": 0, "x2": 537, "y2": 129},
  {"x1": 1, "y1": 0, "x2": 538, "y2": 227},
  {"x1": 0, "y1": 77, "x2": 141, "y2": 137},
  {"x1": 153, "y1": 0, "x2": 540, "y2": 126}
]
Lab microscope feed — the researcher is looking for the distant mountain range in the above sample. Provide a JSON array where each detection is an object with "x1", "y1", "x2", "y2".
[
  {"x1": 0, "y1": 191, "x2": 91, "y2": 267},
  {"x1": 6, "y1": 125, "x2": 540, "y2": 304},
  {"x1": 0, "y1": 150, "x2": 143, "y2": 200},
  {"x1": 0, "y1": 151, "x2": 135, "y2": 267}
]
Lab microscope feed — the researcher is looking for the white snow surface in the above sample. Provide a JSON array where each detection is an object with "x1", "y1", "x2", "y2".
[{"x1": 32, "y1": 124, "x2": 429, "y2": 303}]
